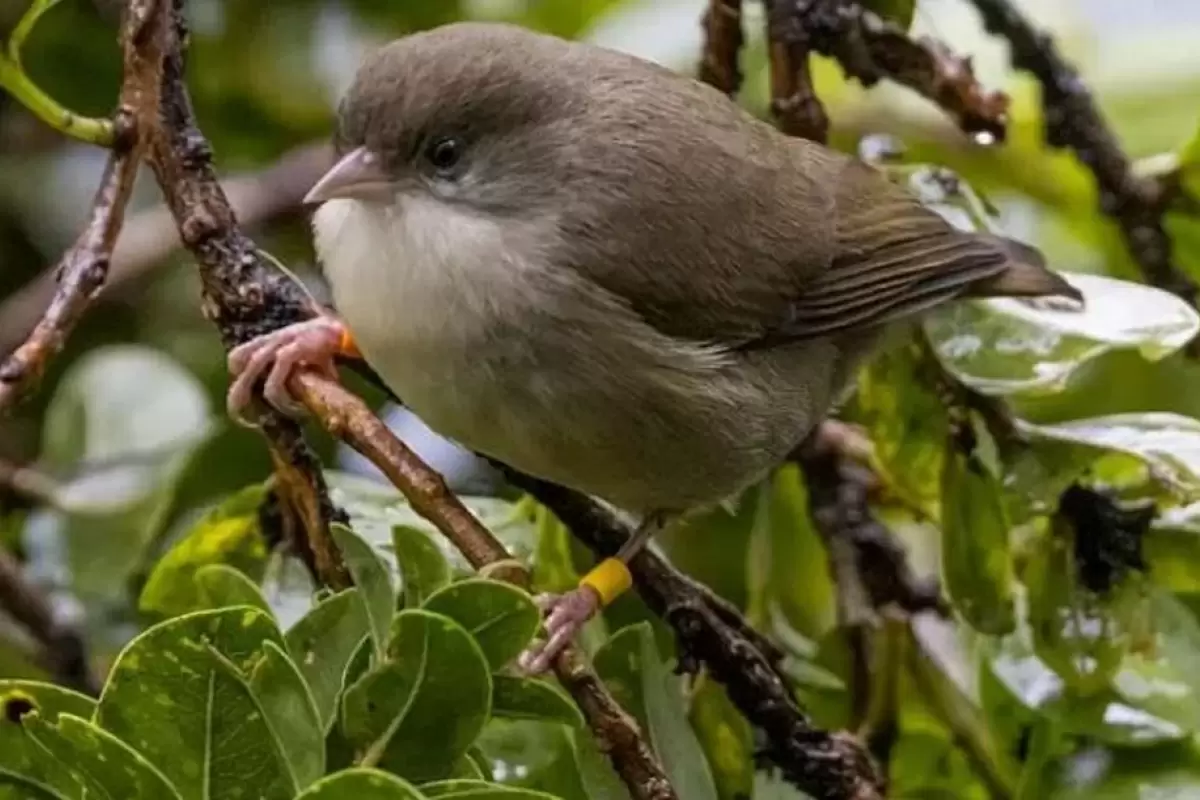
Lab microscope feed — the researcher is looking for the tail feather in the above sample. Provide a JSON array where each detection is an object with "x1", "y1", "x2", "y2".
[{"x1": 965, "y1": 234, "x2": 1084, "y2": 305}]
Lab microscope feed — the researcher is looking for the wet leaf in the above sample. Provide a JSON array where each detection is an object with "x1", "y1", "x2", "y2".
[
  {"x1": 341, "y1": 609, "x2": 492, "y2": 783},
  {"x1": 332, "y1": 522, "x2": 396, "y2": 660},
  {"x1": 1019, "y1": 413, "x2": 1200, "y2": 500},
  {"x1": 95, "y1": 607, "x2": 295, "y2": 799},
  {"x1": 926, "y1": 274, "x2": 1199, "y2": 395},
  {"x1": 423, "y1": 579, "x2": 540, "y2": 671},
  {"x1": 22, "y1": 712, "x2": 181, "y2": 799},
  {"x1": 247, "y1": 640, "x2": 325, "y2": 790},
  {"x1": 139, "y1": 484, "x2": 268, "y2": 618},
  {"x1": 1024, "y1": 530, "x2": 1130, "y2": 694},
  {"x1": 941, "y1": 421, "x2": 1016, "y2": 635},
  {"x1": 490, "y1": 675, "x2": 583, "y2": 728},
  {"x1": 195, "y1": 564, "x2": 271, "y2": 613},
  {"x1": 0, "y1": 681, "x2": 95, "y2": 800},
  {"x1": 594, "y1": 623, "x2": 718, "y2": 800},
  {"x1": 392, "y1": 524, "x2": 451, "y2": 607},
  {"x1": 284, "y1": 588, "x2": 370, "y2": 732},
  {"x1": 293, "y1": 768, "x2": 424, "y2": 799}
]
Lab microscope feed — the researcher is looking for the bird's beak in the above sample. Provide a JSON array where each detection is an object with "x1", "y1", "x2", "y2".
[{"x1": 304, "y1": 147, "x2": 394, "y2": 205}]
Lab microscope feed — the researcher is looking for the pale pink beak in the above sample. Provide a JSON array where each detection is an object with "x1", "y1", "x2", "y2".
[{"x1": 304, "y1": 146, "x2": 394, "y2": 205}]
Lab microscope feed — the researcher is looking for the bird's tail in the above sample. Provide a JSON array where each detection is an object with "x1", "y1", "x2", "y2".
[{"x1": 964, "y1": 234, "x2": 1084, "y2": 305}]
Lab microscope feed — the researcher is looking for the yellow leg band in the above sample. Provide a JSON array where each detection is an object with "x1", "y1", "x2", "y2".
[{"x1": 579, "y1": 558, "x2": 633, "y2": 606}]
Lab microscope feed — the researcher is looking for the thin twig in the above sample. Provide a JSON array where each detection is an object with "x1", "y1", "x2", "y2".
[
  {"x1": 765, "y1": 0, "x2": 1009, "y2": 144},
  {"x1": 0, "y1": 0, "x2": 166, "y2": 414},
  {"x1": 966, "y1": 0, "x2": 1198, "y2": 317},
  {"x1": 698, "y1": 0, "x2": 745, "y2": 96},
  {"x1": 0, "y1": 549, "x2": 99, "y2": 695}
]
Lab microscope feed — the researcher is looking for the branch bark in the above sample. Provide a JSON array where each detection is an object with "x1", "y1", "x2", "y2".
[
  {"x1": 764, "y1": 0, "x2": 1010, "y2": 145},
  {"x1": 0, "y1": 0, "x2": 165, "y2": 414},
  {"x1": 965, "y1": 0, "x2": 1198, "y2": 335}
]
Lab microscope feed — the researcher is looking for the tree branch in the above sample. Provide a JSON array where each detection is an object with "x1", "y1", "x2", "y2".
[
  {"x1": 0, "y1": 548, "x2": 99, "y2": 695},
  {"x1": 966, "y1": 0, "x2": 1198, "y2": 320},
  {"x1": 764, "y1": 0, "x2": 1010, "y2": 144},
  {"x1": 699, "y1": 0, "x2": 745, "y2": 96},
  {"x1": 0, "y1": 0, "x2": 165, "y2": 414}
]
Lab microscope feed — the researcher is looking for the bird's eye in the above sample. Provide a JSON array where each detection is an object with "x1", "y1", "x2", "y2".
[{"x1": 426, "y1": 136, "x2": 463, "y2": 173}]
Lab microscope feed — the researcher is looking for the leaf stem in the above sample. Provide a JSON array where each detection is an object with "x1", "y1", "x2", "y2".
[{"x1": 0, "y1": 50, "x2": 113, "y2": 146}]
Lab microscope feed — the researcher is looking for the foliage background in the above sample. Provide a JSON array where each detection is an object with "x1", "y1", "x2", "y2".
[{"x1": 3, "y1": 0, "x2": 1200, "y2": 798}]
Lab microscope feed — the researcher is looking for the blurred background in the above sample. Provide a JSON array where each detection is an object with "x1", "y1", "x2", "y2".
[{"x1": 2, "y1": 0, "x2": 1200, "y2": 795}]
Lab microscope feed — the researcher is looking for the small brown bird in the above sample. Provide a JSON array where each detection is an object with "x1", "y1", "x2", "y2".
[{"x1": 227, "y1": 22, "x2": 1080, "y2": 671}]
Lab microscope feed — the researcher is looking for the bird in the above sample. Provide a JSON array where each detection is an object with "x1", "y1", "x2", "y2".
[{"x1": 225, "y1": 21, "x2": 1081, "y2": 672}]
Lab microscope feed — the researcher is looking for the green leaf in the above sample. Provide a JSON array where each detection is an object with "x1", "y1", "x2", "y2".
[
  {"x1": 40, "y1": 346, "x2": 216, "y2": 601},
  {"x1": 862, "y1": 0, "x2": 915, "y2": 29},
  {"x1": 139, "y1": 484, "x2": 268, "y2": 618},
  {"x1": 96, "y1": 607, "x2": 296, "y2": 800},
  {"x1": 1019, "y1": 413, "x2": 1200, "y2": 501},
  {"x1": 327, "y1": 471, "x2": 537, "y2": 570},
  {"x1": 285, "y1": 588, "x2": 370, "y2": 732},
  {"x1": 594, "y1": 623, "x2": 719, "y2": 800},
  {"x1": 294, "y1": 768, "x2": 424, "y2": 799},
  {"x1": 1178, "y1": 123, "x2": 1200, "y2": 201},
  {"x1": 0, "y1": 681, "x2": 95, "y2": 800},
  {"x1": 195, "y1": 564, "x2": 271, "y2": 613},
  {"x1": 342, "y1": 609, "x2": 492, "y2": 782},
  {"x1": 745, "y1": 465, "x2": 836, "y2": 637},
  {"x1": 688, "y1": 677, "x2": 754, "y2": 800},
  {"x1": 940, "y1": 421, "x2": 1016, "y2": 635},
  {"x1": 332, "y1": 522, "x2": 396, "y2": 660},
  {"x1": 1023, "y1": 530, "x2": 1131, "y2": 695},
  {"x1": 422, "y1": 579, "x2": 540, "y2": 671},
  {"x1": 925, "y1": 274, "x2": 1199, "y2": 396},
  {"x1": 22, "y1": 712, "x2": 182, "y2": 799},
  {"x1": 491, "y1": 675, "x2": 583, "y2": 728},
  {"x1": 421, "y1": 778, "x2": 560, "y2": 798},
  {"x1": 392, "y1": 525, "x2": 452, "y2": 607},
  {"x1": 248, "y1": 641, "x2": 325, "y2": 790}
]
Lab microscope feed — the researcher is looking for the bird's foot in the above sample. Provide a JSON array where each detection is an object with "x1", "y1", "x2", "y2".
[
  {"x1": 518, "y1": 586, "x2": 602, "y2": 674},
  {"x1": 226, "y1": 314, "x2": 353, "y2": 426}
]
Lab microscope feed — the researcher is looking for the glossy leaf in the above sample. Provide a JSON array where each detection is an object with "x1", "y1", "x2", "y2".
[
  {"x1": 423, "y1": 579, "x2": 540, "y2": 671},
  {"x1": 139, "y1": 484, "x2": 268, "y2": 618},
  {"x1": 332, "y1": 522, "x2": 396, "y2": 660},
  {"x1": 594, "y1": 623, "x2": 719, "y2": 800},
  {"x1": 490, "y1": 675, "x2": 583, "y2": 728},
  {"x1": 195, "y1": 564, "x2": 271, "y2": 613},
  {"x1": 247, "y1": 640, "x2": 325, "y2": 790},
  {"x1": 0, "y1": 681, "x2": 96, "y2": 800},
  {"x1": 392, "y1": 524, "x2": 451, "y2": 607},
  {"x1": 284, "y1": 588, "x2": 370, "y2": 732},
  {"x1": 294, "y1": 768, "x2": 424, "y2": 799},
  {"x1": 95, "y1": 607, "x2": 295, "y2": 799},
  {"x1": 22, "y1": 712, "x2": 182, "y2": 799},
  {"x1": 421, "y1": 778, "x2": 560, "y2": 798},
  {"x1": 940, "y1": 421, "x2": 1016, "y2": 635},
  {"x1": 341, "y1": 609, "x2": 492, "y2": 783},
  {"x1": 1018, "y1": 413, "x2": 1200, "y2": 500},
  {"x1": 926, "y1": 274, "x2": 1199, "y2": 395}
]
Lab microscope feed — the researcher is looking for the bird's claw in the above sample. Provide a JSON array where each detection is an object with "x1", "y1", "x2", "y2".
[
  {"x1": 517, "y1": 587, "x2": 601, "y2": 674},
  {"x1": 226, "y1": 316, "x2": 345, "y2": 427}
]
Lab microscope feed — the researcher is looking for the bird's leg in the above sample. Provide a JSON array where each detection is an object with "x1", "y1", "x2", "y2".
[
  {"x1": 226, "y1": 314, "x2": 360, "y2": 426},
  {"x1": 518, "y1": 510, "x2": 672, "y2": 674}
]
